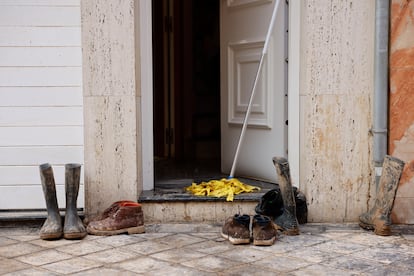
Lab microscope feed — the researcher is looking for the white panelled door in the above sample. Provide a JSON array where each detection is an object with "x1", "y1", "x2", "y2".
[
  {"x1": 220, "y1": 0, "x2": 287, "y2": 182},
  {"x1": 0, "y1": 0, "x2": 84, "y2": 209}
]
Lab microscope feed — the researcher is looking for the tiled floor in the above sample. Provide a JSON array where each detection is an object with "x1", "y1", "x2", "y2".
[{"x1": 0, "y1": 222, "x2": 414, "y2": 275}]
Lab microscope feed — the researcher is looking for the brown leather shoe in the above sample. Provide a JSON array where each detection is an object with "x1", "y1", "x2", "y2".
[
  {"x1": 84, "y1": 200, "x2": 136, "y2": 226},
  {"x1": 221, "y1": 214, "x2": 251, "y2": 245},
  {"x1": 252, "y1": 215, "x2": 276, "y2": 246},
  {"x1": 86, "y1": 202, "x2": 145, "y2": 236}
]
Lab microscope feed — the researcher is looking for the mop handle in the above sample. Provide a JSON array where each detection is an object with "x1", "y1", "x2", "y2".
[{"x1": 229, "y1": 0, "x2": 281, "y2": 178}]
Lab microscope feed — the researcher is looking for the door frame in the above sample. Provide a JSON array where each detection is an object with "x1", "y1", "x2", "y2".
[{"x1": 140, "y1": 0, "x2": 301, "y2": 190}]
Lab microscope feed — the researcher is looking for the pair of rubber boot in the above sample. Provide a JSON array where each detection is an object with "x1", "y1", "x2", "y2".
[
  {"x1": 39, "y1": 163, "x2": 86, "y2": 240},
  {"x1": 359, "y1": 155, "x2": 405, "y2": 236}
]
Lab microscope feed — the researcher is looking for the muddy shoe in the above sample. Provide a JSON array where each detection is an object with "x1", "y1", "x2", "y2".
[
  {"x1": 221, "y1": 214, "x2": 251, "y2": 245},
  {"x1": 87, "y1": 202, "x2": 145, "y2": 236},
  {"x1": 252, "y1": 215, "x2": 276, "y2": 246}
]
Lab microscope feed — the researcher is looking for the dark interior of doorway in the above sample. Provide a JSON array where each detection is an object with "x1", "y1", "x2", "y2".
[{"x1": 152, "y1": 0, "x2": 223, "y2": 186}]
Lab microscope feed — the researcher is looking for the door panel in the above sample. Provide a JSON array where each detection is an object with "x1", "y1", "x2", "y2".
[{"x1": 220, "y1": 0, "x2": 287, "y2": 182}]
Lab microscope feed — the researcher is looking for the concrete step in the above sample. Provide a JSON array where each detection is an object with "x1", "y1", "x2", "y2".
[{"x1": 139, "y1": 179, "x2": 276, "y2": 223}]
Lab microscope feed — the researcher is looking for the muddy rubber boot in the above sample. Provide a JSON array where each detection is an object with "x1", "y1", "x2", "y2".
[
  {"x1": 359, "y1": 155, "x2": 405, "y2": 236},
  {"x1": 272, "y1": 157, "x2": 300, "y2": 235},
  {"x1": 63, "y1": 163, "x2": 87, "y2": 239},
  {"x1": 39, "y1": 163, "x2": 63, "y2": 240}
]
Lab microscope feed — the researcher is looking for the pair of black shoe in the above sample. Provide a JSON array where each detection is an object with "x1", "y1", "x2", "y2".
[{"x1": 221, "y1": 214, "x2": 276, "y2": 246}]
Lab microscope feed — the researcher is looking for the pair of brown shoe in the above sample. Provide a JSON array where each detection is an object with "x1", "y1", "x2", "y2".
[
  {"x1": 86, "y1": 200, "x2": 145, "y2": 236},
  {"x1": 221, "y1": 214, "x2": 276, "y2": 246}
]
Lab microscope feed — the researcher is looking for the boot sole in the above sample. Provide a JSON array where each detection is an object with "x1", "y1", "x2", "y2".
[
  {"x1": 40, "y1": 232, "x2": 63, "y2": 240},
  {"x1": 87, "y1": 225, "x2": 145, "y2": 236},
  {"x1": 272, "y1": 221, "x2": 299, "y2": 236},
  {"x1": 220, "y1": 231, "x2": 250, "y2": 245},
  {"x1": 64, "y1": 231, "x2": 87, "y2": 240},
  {"x1": 359, "y1": 221, "x2": 390, "y2": 236}
]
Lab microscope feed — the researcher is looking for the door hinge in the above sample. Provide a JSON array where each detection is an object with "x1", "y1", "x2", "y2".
[{"x1": 165, "y1": 128, "x2": 174, "y2": 145}]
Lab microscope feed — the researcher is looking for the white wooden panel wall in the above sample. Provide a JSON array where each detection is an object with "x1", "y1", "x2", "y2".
[{"x1": 0, "y1": 0, "x2": 84, "y2": 210}]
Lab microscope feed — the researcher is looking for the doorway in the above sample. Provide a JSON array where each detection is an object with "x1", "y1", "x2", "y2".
[{"x1": 152, "y1": 0, "x2": 222, "y2": 185}]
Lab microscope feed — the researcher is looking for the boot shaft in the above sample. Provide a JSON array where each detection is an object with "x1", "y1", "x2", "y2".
[{"x1": 65, "y1": 163, "x2": 81, "y2": 211}]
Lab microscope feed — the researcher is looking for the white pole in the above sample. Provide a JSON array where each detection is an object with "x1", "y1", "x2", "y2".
[{"x1": 229, "y1": 0, "x2": 281, "y2": 178}]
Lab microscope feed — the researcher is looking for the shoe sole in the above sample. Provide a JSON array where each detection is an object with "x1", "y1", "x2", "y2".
[
  {"x1": 220, "y1": 231, "x2": 250, "y2": 245},
  {"x1": 253, "y1": 236, "x2": 275, "y2": 246},
  {"x1": 87, "y1": 225, "x2": 145, "y2": 236}
]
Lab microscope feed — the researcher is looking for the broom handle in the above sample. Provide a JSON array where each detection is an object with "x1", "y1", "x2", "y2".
[{"x1": 229, "y1": 0, "x2": 281, "y2": 178}]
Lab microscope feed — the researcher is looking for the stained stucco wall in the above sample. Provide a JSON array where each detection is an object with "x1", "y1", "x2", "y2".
[
  {"x1": 300, "y1": 1, "x2": 375, "y2": 222},
  {"x1": 390, "y1": 0, "x2": 414, "y2": 224},
  {"x1": 81, "y1": 0, "x2": 142, "y2": 217}
]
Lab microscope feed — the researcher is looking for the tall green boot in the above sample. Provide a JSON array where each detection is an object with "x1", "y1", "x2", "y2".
[
  {"x1": 39, "y1": 163, "x2": 63, "y2": 240},
  {"x1": 63, "y1": 163, "x2": 87, "y2": 239},
  {"x1": 359, "y1": 155, "x2": 405, "y2": 236},
  {"x1": 272, "y1": 157, "x2": 299, "y2": 235}
]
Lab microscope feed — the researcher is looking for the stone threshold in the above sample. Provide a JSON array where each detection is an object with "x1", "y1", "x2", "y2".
[{"x1": 139, "y1": 177, "x2": 277, "y2": 203}]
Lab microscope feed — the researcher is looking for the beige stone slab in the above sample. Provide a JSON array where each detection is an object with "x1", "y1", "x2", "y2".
[
  {"x1": 55, "y1": 240, "x2": 112, "y2": 256},
  {"x1": 15, "y1": 249, "x2": 72, "y2": 266},
  {"x1": 0, "y1": 242, "x2": 44, "y2": 258},
  {"x1": 3, "y1": 267, "x2": 58, "y2": 276},
  {"x1": 151, "y1": 247, "x2": 207, "y2": 264},
  {"x1": 81, "y1": 0, "x2": 138, "y2": 97},
  {"x1": 0, "y1": 258, "x2": 29, "y2": 275},
  {"x1": 121, "y1": 239, "x2": 174, "y2": 255},
  {"x1": 41, "y1": 257, "x2": 102, "y2": 274},
  {"x1": 83, "y1": 248, "x2": 140, "y2": 264},
  {"x1": 181, "y1": 254, "x2": 242, "y2": 273},
  {"x1": 94, "y1": 234, "x2": 146, "y2": 247},
  {"x1": 301, "y1": 94, "x2": 372, "y2": 222},
  {"x1": 142, "y1": 201, "x2": 257, "y2": 223},
  {"x1": 83, "y1": 95, "x2": 141, "y2": 215}
]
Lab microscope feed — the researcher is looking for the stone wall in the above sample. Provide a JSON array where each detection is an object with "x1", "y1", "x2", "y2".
[
  {"x1": 81, "y1": 0, "x2": 142, "y2": 217},
  {"x1": 390, "y1": 0, "x2": 414, "y2": 224},
  {"x1": 300, "y1": 1, "x2": 375, "y2": 222}
]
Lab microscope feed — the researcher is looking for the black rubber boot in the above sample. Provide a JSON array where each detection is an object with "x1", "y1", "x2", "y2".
[
  {"x1": 39, "y1": 163, "x2": 63, "y2": 240},
  {"x1": 272, "y1": 157, "x2": 300, "y2": 235},
  {"x1": 359, "y1": 155, "x2": 405, "y2": 236},
  {"x1": 63, "y1": 163, "x2": 87, "y2": 239}
]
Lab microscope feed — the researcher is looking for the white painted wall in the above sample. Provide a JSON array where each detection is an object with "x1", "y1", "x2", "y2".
[{"x1": 0, "y1": 0, "x2": 84, "y2": 209}]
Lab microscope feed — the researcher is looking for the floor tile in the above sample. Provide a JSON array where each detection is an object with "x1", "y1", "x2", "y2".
[
  {"x1": 83, "y1": 248, "x2": 140, "y2": 263},
  {"x1": 41, "y1": 257, "x2": 102, "y2": 274},
  {"x1": 115, "y1": 256, "x2": 176, "y2": 274},
  {"x1": 322, "y1": 255, "x2": 380, "y2": 273},
  {"x1": 71, "y1": 267, "x2": 137, "y2": 275},
  {"x1": 3, "y1": 267, "x2": 59, "y2": 276},
  {"x1": 151, "y1": 247, "x2": 207, "y2": 263},
  {"x1": 155, "y1": 233, "x2": 206, "y2": 247},
  {"x1": 183, "y1": 239, "x2": 234, "y2": 254},
  {"x1": 30, "y1": 238, "x2": 81, "y2": 248},
  {"x1": 219, "y1": 246, "x2": 272, "y2": 262},
  {"x1": 0, "y1": 258, "x2": 29, "y2": 274},
  {"x1": 311, "y1": 239, "x2": 367, "y2": 254},
  {"x1": 289, "y1": 264, "x2": 358, "y2": 276},
  {"x1": 0, "y1": 242, "x2": 44, "y2": 258},
  {"x1": 220, "y1": 263, "x2": 281, "y2": 276},
  {"x1": 253, "y1": 255, "x2": 312, "y2": 273},
  {"x1": 55, "y1": 240, "x2": 112, "y2": 256},
  {"x1": 94, "y1": 234, "x2": 146, "y2": 247},
  {"x1": 181, "y1": 254, "x2": 242, "y2": 273},
  {"x1": 0, "y1": 236, "x2": 19, "y2": 247},
  {"x1": 15, "y1": 249, "x2": 72, "y2": 266},
  {"x1": 121, "y1": 239, "x2": 175, "y2": 255}
]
